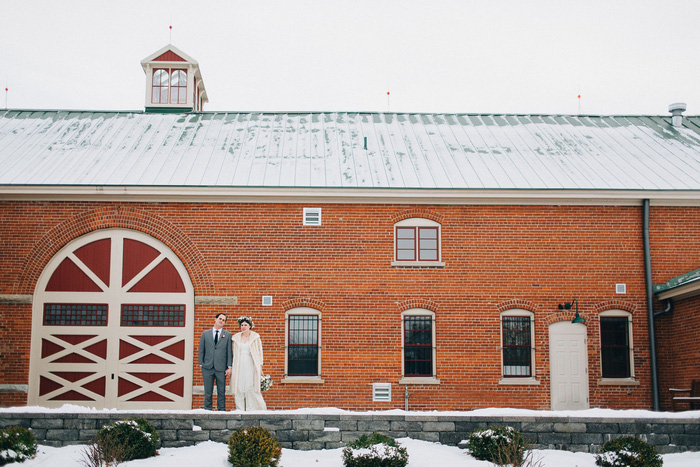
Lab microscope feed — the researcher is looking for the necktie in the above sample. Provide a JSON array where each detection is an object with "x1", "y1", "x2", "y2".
[{"x1": 214, "y1": 330, "x2": 219, "y2": 344}]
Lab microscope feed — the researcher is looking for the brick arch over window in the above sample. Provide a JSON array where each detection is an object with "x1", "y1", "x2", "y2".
[
  {"x1": 280, "y1": 297, "x2": 326, "y2": 312},
  {"x1": 497, "y1": 299, "x2": 538, "y2": 314},
  {"x1": 397, "y1": 299, "x2": 439, "y2": 313},
  {"x1": 391, "y1": 209, "x2": 444, "y2": 224},
  {"x1": 16, "y1": 207, "x2": 214, "y2": 295}
]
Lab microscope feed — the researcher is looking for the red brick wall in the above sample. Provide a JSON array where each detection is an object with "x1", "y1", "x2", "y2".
[
  {"x1": 649, "y1": 206, "x2": 700, "y2": 411},
  {"x1": 655, "y1": 297, "x2": 700, "y2": 411},
  {"x1": 1, "y1": 201, "x2": 694, "y2": 410}
]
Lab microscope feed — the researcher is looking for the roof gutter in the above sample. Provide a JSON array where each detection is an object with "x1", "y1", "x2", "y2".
[
  {"x1": 643, "y1": 199, "x2": 660, "y2": 411},
  {"x1": 3, "y1": 186, "x2": 700, "y2": 206}
]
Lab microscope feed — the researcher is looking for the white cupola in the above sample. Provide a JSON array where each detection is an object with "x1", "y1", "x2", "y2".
[{"x1": 141, "y1": 44, "x2": 208, "y2": 113}]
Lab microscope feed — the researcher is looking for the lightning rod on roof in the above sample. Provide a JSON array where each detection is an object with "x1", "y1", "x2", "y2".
[{"x1": 578, "y1": 94, "x2": 581, "y2": 115}]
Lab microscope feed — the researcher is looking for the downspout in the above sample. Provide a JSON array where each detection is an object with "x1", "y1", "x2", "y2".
[
  {"x1": 643, "y1": 199, "x2": 660, "y2": 411},
  {"x1": 654, "y1": 299, "x2": 673, "y2": 317}
]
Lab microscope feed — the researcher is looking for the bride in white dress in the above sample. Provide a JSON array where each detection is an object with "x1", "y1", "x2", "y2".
[{"x1": 230, "y1": 316, "x2": 267, "y2": 411}]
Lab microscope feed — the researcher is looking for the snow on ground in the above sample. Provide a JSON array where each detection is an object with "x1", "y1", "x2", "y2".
[
  {"x1": 17, "y1": 439, "x2": 700, "y2": 467},
  {"x1": 3, "y1": 405, "x2": 700, "y2": 466}
]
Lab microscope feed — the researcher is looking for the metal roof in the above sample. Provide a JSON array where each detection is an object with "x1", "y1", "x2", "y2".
[
  {"x1": 654, "y1": 268, "x2": 700, "y2": 294},
  {"x1": 2, "y1": 110, "x2": 700, "y2": 191}
]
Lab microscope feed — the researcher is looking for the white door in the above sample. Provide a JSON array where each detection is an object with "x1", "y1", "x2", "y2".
[
  {"x1": 549, "y1": 321, "x2": 589, "y2": 410},
  {"x1": 28, "y1": 229, "x2": 194, "y2": 409}
]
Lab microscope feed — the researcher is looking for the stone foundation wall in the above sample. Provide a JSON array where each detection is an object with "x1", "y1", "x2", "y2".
[{"x1": 1, "y1": 412, "x2": 698, "y2": 454}]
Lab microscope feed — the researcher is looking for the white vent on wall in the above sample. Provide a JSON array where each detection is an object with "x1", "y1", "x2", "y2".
[
  {"x1": 372, "y1": 383, "x2": 391, "y2": 402},
  {"x1": 616, "y1": 283, "x2": 627, "y2": 294},
  {"x1": 303, "y1": 208, "x2": 322, "y2": 226},
  {"x1": 262, "y1": 296, "x2": 273, "y2": 306}
]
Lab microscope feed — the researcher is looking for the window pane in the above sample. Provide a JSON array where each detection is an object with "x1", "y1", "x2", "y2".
[
  {"x1": 288, "y1": 315, "x2": 319, "y2": 376},
  {"x1": 171, "y1": 70, "x2": 186, "y2": 86},
  {"x1": 404, "y1": 315, "x2": 432, "y2": 377},
  {"x1": 160, "y1": 88, "x2": 168, "y2": 104},
  {"x1": 153, "y1": 70, "x2": 168, "y2": 86},
  {"x1": 44, "y1": 303, "x2": 108, "y2": 326},
  {"x1": 417, "y1": 227, "x2": 438, "y2": 261},
  {"x1": 396, "y1": 250, "x2": 414, "y2": 260},
  {"x1": 121, "y1": 304, "x2": 185, "y2": 327},
  {"x1": 396, "y1": 227, "x2": 416, "y2": 260},
  {"x1": 419, "y1": 238, "x2": 437, "y2": 249},
  {"x1": 502, "y1": 316, "x2": 531, "y2": 377},
  {"x1": 397, "y1": 239, "x2": 415, "y2": 249},
  {"x1": 601, "y1": 317, "x2": 630, "y2": 378},
  {"x1": 419, "y1": 250, "x2": 437, "y2": 260}
]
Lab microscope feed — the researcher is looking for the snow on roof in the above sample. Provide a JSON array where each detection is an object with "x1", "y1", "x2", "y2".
[{"x1": 2, "y1": 110, "x2": 700, "y2": 193}]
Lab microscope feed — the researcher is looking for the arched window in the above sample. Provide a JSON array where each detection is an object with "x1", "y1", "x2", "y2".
[
  {"x1": 282, "y1": 307, "x2": 323, "y2": 384},
  {"x1": 399, "y1": 308, "x2": 439, "y2": 384},
  {"x1": 500, "y1": 309, "x2": 537, "y2": 384},
  {"x1": 151, "y1": 68, "x2": 187, "y2": 105},
  {"x1": 393, "y1": 218, "x2": 444, "y2": 266},
  {"x1": 170, "y1": 70, "x2": 187, "y2": 104},
  {"x1": 152, "y1": 69, "x2": 169, "y2": 104},
  {"x1": 599, "y1": 310, "x2": 635, "y2": 380}
]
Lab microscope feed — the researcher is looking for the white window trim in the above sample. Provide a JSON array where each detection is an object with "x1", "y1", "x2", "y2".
[
  {"x1": 598, "y1": 309, "x2": 636, "y2": 384},
  {"x1": 499, "y1": 309, "x2": 538, "y2": 385},
  {"x1": 147, "y1": 66, "x2": 192, "y2": 108},
  {"x1": 281, "y1": 307, "x2": 324, "y2": 384},
  {"x1": 392, "y1": 218, "x2": 445, "y2": 267},
  {"x1": 399, "y1": 308, "x2": 440, "y2": 385}
]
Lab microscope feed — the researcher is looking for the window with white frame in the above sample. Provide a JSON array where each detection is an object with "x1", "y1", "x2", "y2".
[
  {"x1": 600, "y1": 310, "x2": 634, "y2": 379},
  {"x1": 282, "y1": 307, "x2": 323, "y2": 383},
  {"x1": 151, "y1": 68, "x2": 187, "y2": 105},
  {"x1": 400, "y1": 309, "x2": 439, "y2": 384},
  {"x1": 500, "y1": 310, "x2": 535, "y2": 379},
  {"x1": 393, "y1": 218, "x2": 443, "y2": 266}
]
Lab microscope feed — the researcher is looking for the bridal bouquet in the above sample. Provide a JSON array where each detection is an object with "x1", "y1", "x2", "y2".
[{"x1": 260, "y1": 374, "x2": 272, "y2": 392}]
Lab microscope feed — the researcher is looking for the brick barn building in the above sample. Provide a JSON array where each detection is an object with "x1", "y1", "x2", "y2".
[{"x1": 1, "y1": 45, "x2": 699, "y2": 412}]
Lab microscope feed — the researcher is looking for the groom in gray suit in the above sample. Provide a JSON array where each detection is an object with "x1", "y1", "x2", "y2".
[{"x1": 198, "y1": 313, "x2": 233, "y2": 410}]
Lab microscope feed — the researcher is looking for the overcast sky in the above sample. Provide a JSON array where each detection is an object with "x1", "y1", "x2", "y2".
[{"x1": 2, "y1": 0, "x2": 699, "y2": 115}]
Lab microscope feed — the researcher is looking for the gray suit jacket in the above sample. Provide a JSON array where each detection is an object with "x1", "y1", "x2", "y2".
[{"x1": 198, "y1": 328, "x2": 233, "y2": 372}]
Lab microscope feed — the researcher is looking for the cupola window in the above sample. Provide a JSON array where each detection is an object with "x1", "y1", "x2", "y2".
[{"x1": 152, "y1": 68, "x2": 187, "y2": 104}]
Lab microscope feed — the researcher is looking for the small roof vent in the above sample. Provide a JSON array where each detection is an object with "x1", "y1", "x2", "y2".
[{"x1": 669, "y1": 102, "x2": 687, "y2": 128}]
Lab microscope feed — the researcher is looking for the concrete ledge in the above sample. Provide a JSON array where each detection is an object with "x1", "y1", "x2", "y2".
[
  {"x1": 0, "y1": 412, "x2": 698, "y2": 453},
  {"x1": 0, "y1": 385, "x2": 28, "y2": 393}
]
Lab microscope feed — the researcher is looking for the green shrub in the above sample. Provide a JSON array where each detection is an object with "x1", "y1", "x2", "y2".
[
  {"x1": 0, "y1": 426, "x2": 37, "y2": 465},
  {"x1": 595, "y1": 436, "x2": 663, "y2": 467},
  {"x1": 227, "y1": 426, "x2": 282, "y2": 467},
  {"x1": 342, "y1": 432, "x2": 409, "y2": 467},
  {"x1": 466, "y1": 425, "x2": 526, "y2": 466},
  {"x1": 96, "y1": 418, "x2": 160, "y2": 463}
]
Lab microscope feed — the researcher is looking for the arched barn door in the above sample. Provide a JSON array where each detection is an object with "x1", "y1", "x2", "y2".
[{"x1": 28, "y1": 229, "x2": 194, "y2": 409}]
